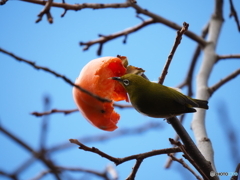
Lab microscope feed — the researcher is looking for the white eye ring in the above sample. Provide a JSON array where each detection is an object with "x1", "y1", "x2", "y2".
[{"x1": 123, "y1": 79, "x2": 129, "y2": 86}]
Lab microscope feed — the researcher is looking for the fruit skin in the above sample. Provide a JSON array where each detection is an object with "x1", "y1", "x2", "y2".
[
  {"x1": 112, "y1": 74, "x2": 208, "y2": 118},
  {"x1": 73, "y1": 57, "x2": 128, "y2": 131}
]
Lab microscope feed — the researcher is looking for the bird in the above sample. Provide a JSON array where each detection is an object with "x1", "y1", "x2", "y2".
[{"x1": 111, "y1": 74, "x2": 208, "y2": 118}]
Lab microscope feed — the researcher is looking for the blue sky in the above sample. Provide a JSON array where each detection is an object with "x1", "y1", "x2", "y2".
[{"x1": 0, "y1": 0, "x2": 240, "y2": 180}]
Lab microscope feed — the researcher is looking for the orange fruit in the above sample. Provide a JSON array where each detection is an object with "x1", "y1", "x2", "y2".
[{"x1": 73, "y1": 56, "x2": 128, "y2": 131}]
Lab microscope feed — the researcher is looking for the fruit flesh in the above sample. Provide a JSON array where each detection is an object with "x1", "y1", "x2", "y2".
[{"x1": 73, "y1": 57, "x2": 128, "y2": 131}]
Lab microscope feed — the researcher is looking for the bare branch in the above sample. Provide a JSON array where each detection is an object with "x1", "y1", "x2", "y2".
[
  {"x1": 69, "y1": 139, "x2": 181, "y2": 166},
  {"x1": 80, "y1": 19, "x2": 156, "y2": 54},
  {"x1": 126, "y1": 159, "x2": 143, "y2": 180},
  {"x1": 169, "y1": 138, "x2": 209, "y2": 180},
  {"x1": 21, "y1": 0, "x2": 134, "y2": 11},
  {"x1": 130, "y1": 3, "x2": 207, "y2": 46},
  {"x1": 216, "y1": 54, "x2": 240, "y2": 62},
  {"x1": 0, "y1": 0, "x2": 8, "y2": 5},
  {"x1": 229, "y1": 0, "x2": 240, "y2": 32},
  {"x1": 158, "y1": 22, "x2": 189, "y2": 84},
  {"x1": 231, "y1": 163, "x2": 240, "y2": 180},
  {"x1": 167, "y1": 118, "x2": 215, "y2": 180},
  {"x1": 0, "y1": 125, "x2": 61, "y2": 180},
  {"x1": 31, "y1": 103, "x2": 132, "y2": 117},
  {"x1": 208, "y1": 69, "x2": 240, "y2": 96},
  {"x1": 36, "y1": 0, "x2": 53, "y2": 23},
  {"x1": 164, "y1": 115, "x2": 185, "y2": 168},
  {"x1": 0, "y1": 47, "x2": 111, "y2": 103},
  {"x1": 191, "y1": 0, "x2": 224, "y2": 175},
  {"x1": 168, "y1": 153, "x2": 203, "y2": 180},
  {"x1": 31, "y1": 108, "x2": 78, "y2": 117}
]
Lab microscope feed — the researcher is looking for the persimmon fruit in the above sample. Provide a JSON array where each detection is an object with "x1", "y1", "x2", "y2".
[{"x1": 73, "y1": 56, "x2": 128, "y2": 131}]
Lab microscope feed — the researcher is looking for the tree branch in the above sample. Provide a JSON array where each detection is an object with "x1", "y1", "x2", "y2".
[
  {"x1": 31, "y1": 103, "x2": 132, "y2": 117},
  {"x1": 229, "y1": 0, "x2": 240, "y2": 32},
  {"x1": 168, "y1": 153, "x2": 203, "y2": 180},
  {"x1": 130, "y1": 3, "x2": 207, "y2": 47},
  {"x1": 126, "y1": 159, "x2": 143, "y2": 180},
  {"x1": 158, "y1": 22, "x2": 189, "y2": 84},
  {"x1": 167, "y1": 118, "x2": 214, "y2": 180},
  {"x1": 69, "y1": 139, "x2": 181, "y2": 166},
  {"x1": 191, "y1": 0, "x2": 224, "y2": 175},
  {"x1": 35, "y1": 0, "x2": 53, "y2": 23},
  {"x1": 208, "y1": 69, "x2": 240, "y2": 96},
  {"x1": 80, "y1": 19, "x2": 156, "y2": 55},
  {"x1": 0, "y1": 47, "x2": 111, "y2": 103},
  {"x1": 0, "y1": 125, "x2": 61, "y2": 180},
  {"x1": 216, "y1": 54, "x2": 240, "y2": 62},
  {"x1": 21, "y1": 0, "x2": 134, "y2": 11}
]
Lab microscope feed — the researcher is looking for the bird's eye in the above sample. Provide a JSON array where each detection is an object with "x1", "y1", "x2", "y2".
[{"x1": 123, "y1": 79, "x2": 129, "y2": 86}]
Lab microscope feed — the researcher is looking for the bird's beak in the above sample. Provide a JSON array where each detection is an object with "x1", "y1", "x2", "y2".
[{"x1": 110, "y1": 77, "x2": 122, "y2": 82}]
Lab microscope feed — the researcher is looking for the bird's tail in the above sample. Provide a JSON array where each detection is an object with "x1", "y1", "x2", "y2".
[{"x1": 193, "y1": 99, "x2": 209, "y2": 109}]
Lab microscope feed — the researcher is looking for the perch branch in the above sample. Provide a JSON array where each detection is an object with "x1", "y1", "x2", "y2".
[
  {"x1": 208, "y1": 69, "x2": 240, "y2": 96},
  {"x1": 167, "y1": 118, "x2": 214, "y2": 180},
  {"x1": 158, "y1": 22, "x2": 189, "y2": 84},
  {"x1": 0, "y1": 47, "x2": 110, "y2": 103}
]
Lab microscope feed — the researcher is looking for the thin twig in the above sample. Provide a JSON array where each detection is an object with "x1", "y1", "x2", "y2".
[
  {"x1": 216, "y1": 54, "x2": 240, "y2": 63},
  {"x1": 126, "y1": 159, "x2": 143, "y2": 180},
  {"x1": 31, "y1": 108, "x2": 78, "y2": 116},
  {"x1": 168, "y1": 153, "x2": 203, "y2": 180},
  {"x1": 0, "y1": 125, "x2": 61, "y2": 180},
  {"x1": 31, "y1": 103, "x2": 132, "y2": 117},
  {"x1": 229, "y1": 0, "x2": 240, "y2": 32},
  {"x1": 0, "y1": 47, "x2": 111, "y2": 103},
  {"x1": 36, "y1": 0, "x2": 53, "y2": 23},
  {"x1": 39, "y1": 96, "x2": 50, "y2": 151},
  {"x1": 208, "y1": 69, "x2": 240, "y2": 96},
  {"x1": 158, "y1": 22, "x2": 189, "y2": 84},
  {"x1": 80, "y1": 19, "x2": 156, "y2": 55}
]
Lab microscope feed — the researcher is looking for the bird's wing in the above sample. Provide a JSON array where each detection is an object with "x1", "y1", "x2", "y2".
[{"x1": 170, "y1": 88, "x2": 199, "y2": 107}]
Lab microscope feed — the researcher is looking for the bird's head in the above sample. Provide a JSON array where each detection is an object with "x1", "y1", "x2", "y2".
[{"x1": 111, "y1": 74, "x2": 148, "y2": 93}]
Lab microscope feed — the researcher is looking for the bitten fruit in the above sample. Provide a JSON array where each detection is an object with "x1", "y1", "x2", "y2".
[{"x1": 73, "y1": 56, "x2": 128, "y2": 131}]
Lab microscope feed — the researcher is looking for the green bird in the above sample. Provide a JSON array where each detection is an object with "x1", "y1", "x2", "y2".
[{"x1": 112, "y1": 74, "x2": 208, "y2": 118}]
